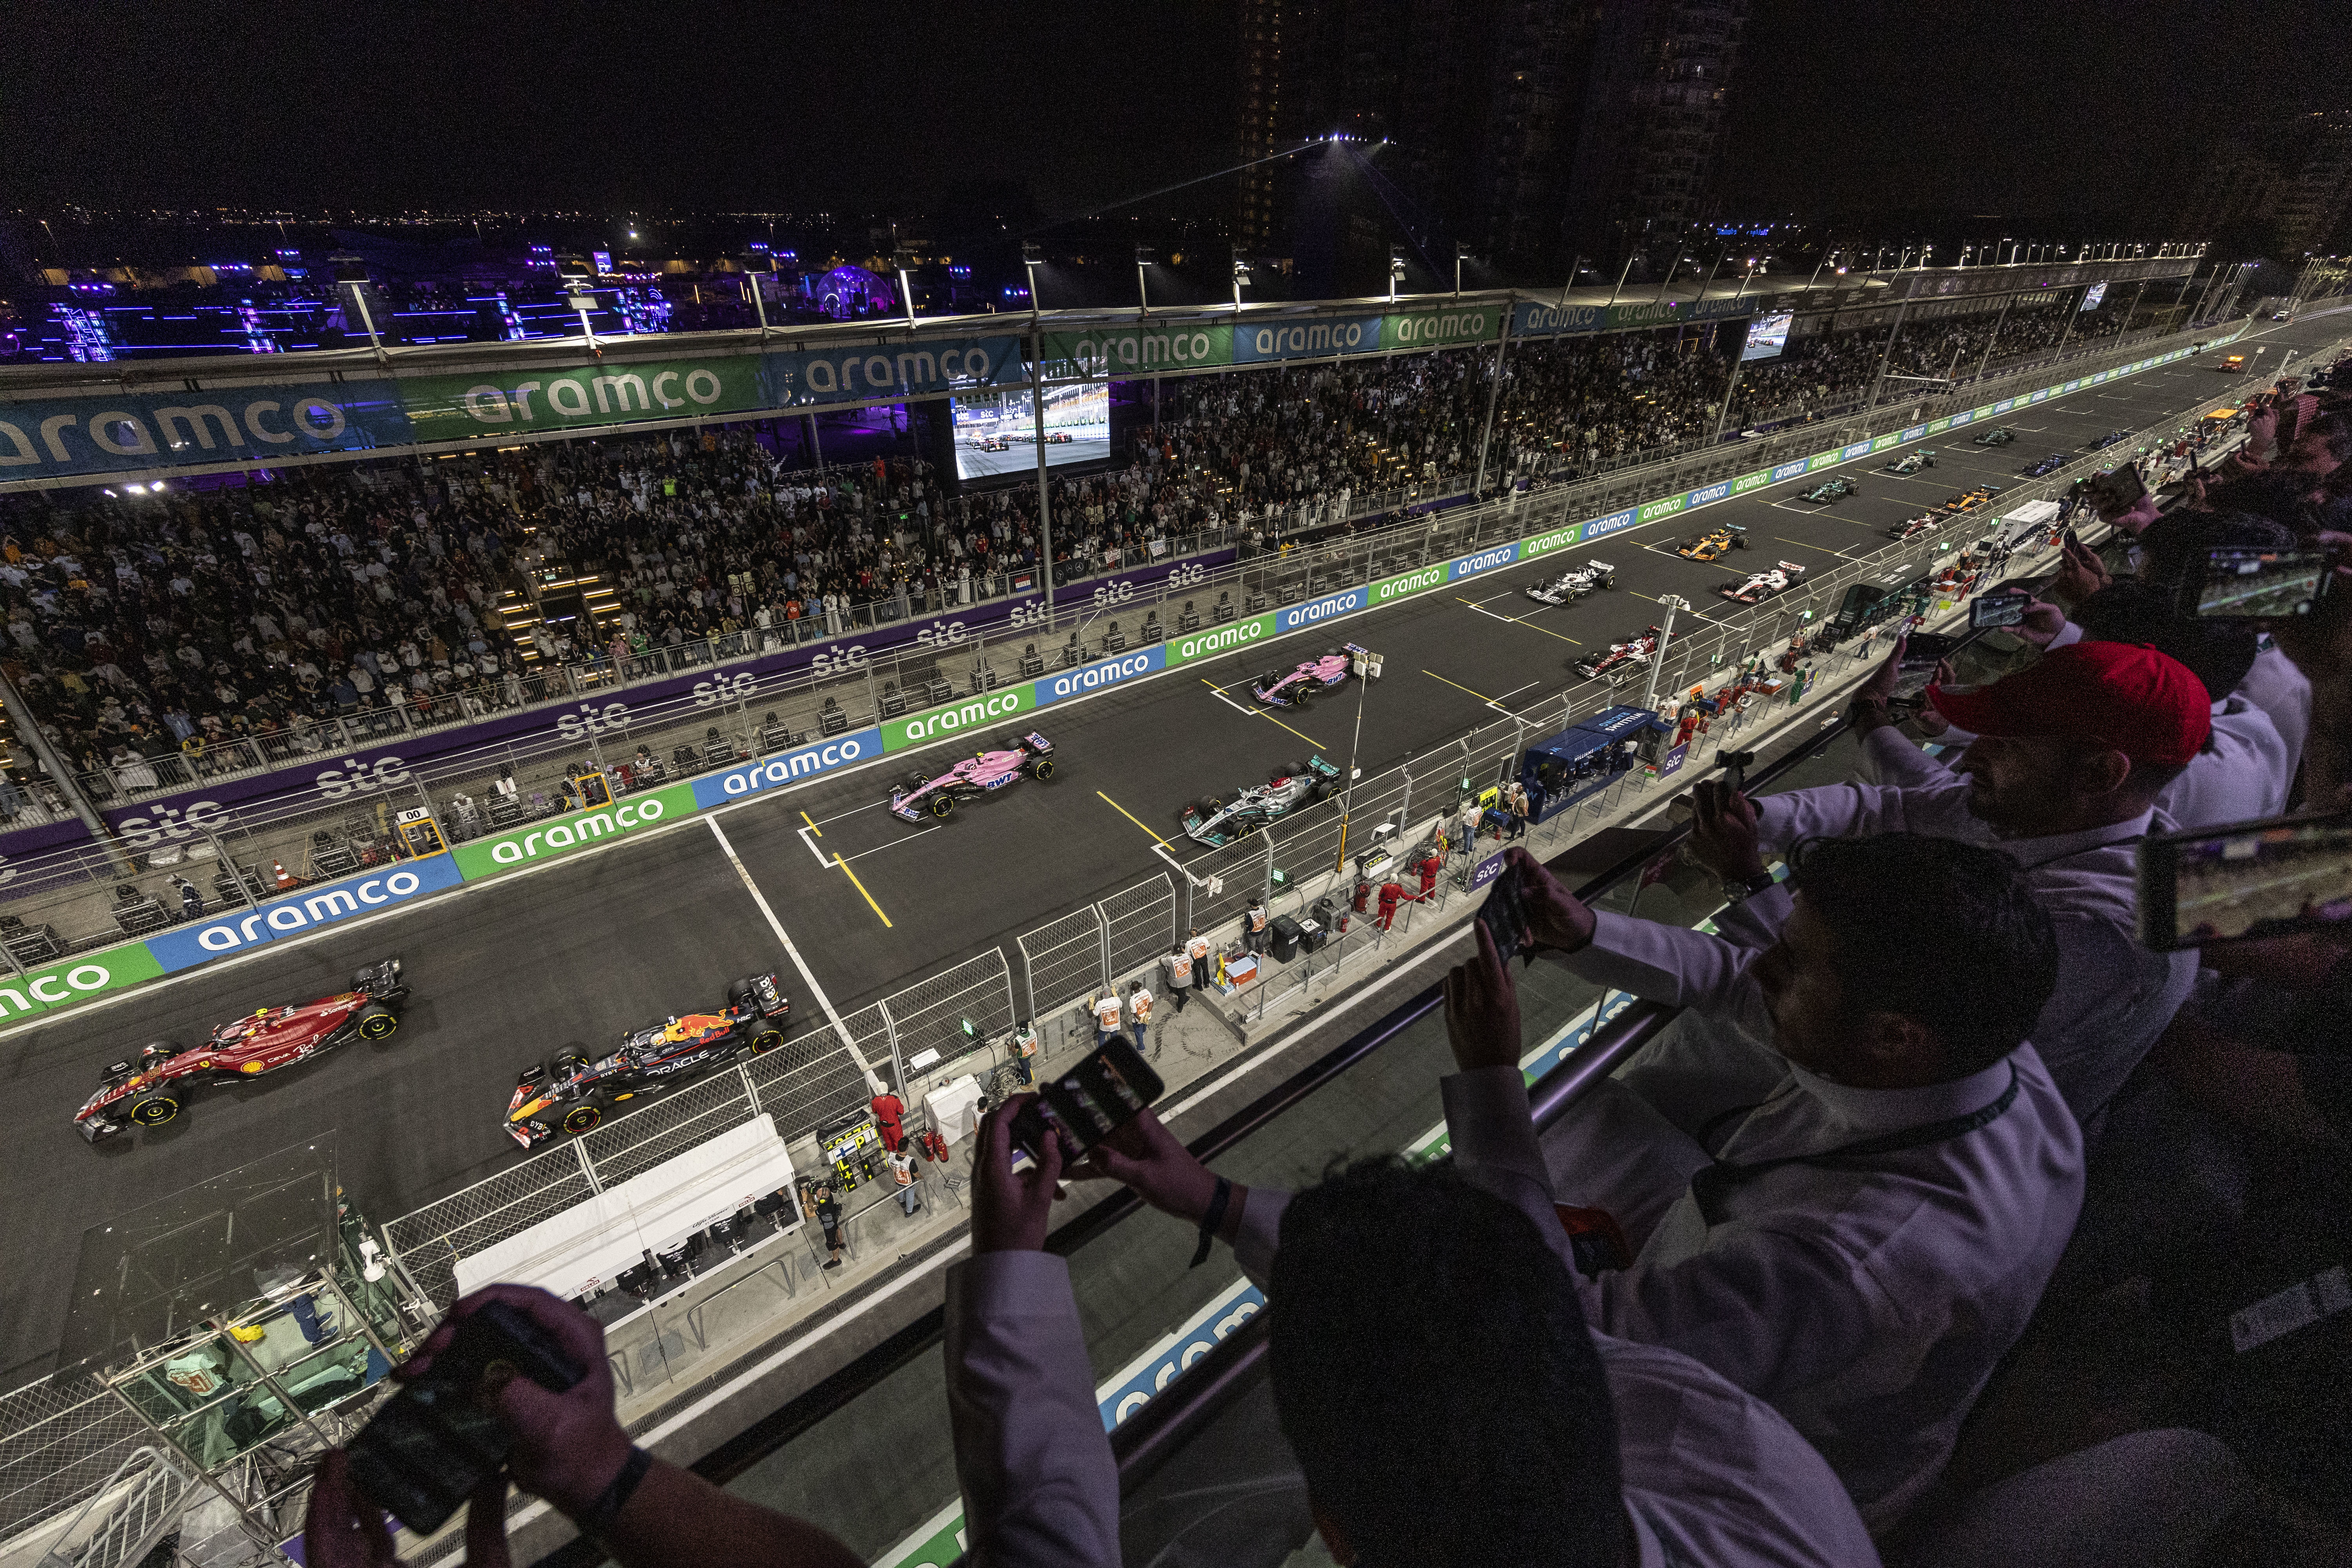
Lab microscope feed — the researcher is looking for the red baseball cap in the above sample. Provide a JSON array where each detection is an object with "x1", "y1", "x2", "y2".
[{"x1": 1927, "y1": 642, "x2": 2211, "y2": 766}]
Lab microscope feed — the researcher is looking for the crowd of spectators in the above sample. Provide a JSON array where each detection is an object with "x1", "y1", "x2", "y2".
[{"x1": 0, "y1": 304, "x2": 2178, "y2": 813}]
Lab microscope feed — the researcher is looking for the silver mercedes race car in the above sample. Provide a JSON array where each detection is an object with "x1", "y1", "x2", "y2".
[
  {"x1": 1180, "y1": 756, "x2": 1345, "y2": 846},
  {"x1": 1524, "y1": 560, "x2": 1617, "y2": 606}
]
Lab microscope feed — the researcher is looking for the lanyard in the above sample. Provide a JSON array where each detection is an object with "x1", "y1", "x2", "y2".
[{"x1": 1688, "y1": 1063, "x2": 2021, "y2": 1227}]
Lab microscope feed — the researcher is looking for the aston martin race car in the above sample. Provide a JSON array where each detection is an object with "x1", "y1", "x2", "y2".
[
  {"x1": 1720, "y1": 561, "x2": 1808, "y2": 604},
  {"x1": 1574, "y1": 626, "x2": 1660, "y2": 683},
  {"x1": 1800, "y1": 476, "x2": 1859, "y2": 504},
  {"x1": 2081, "y1": 430, "x2": 2132, "y2": 452},
  {"x1": 505, "y1": 973, "x2": 792, "y2": 1148},
  {"x1": 1676, "y1": 525, "x2": 1748, "y2": 561},
  {"x1": 1524, "y1": 561, "x2": 1617, "y2": 606},
  {"x1": 2022, "y1": 452, "x2": 2069, "y2": 478},
  {"x1": 1887, "y1": 513, "x2": 1940, "y2": 542},
  {"x1": 1972, "y1": 426, "x2": 2015, "y2": 446},
  {"x1": 1180, "y1": 756, "x2": 1343, "y2": 846},
  {"x1": 1884, "y1": 449, "x2": 1936, "y2": 475},
  {"x1": 75, "y1": 958, "x2": 409, "y2": 1143},
  {"x1": 890, "y1": 733, "x2": 1056, "y2": 821},
  {"x1": 1252, "y1": 643, "x2": 1367, "y2": 707}
]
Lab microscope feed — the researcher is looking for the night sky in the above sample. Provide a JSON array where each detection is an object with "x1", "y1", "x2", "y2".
[{"x1": 9, "y1": 0, "x2": 2350, "y2": 229}]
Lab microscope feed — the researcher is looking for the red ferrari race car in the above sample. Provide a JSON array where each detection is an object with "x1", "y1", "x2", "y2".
[
  {"x1": 505, "y1": 973, "x2": 792, "y2": 1148},
  {"x1": 1251, "y1": 643, "x2": 1367, "y2": 707},
  {"x1": 74, "y1": 957, "x2": 409, "y2": 1143},
  {"x1": 1573, "y1": 627, "x2": 1661, "y2": 683},
  {"x1": 890, "y1": 732, "x2": 1057, "y2": 822}
]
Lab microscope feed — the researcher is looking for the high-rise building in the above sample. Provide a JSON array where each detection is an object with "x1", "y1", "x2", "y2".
[
  {"x1": 1561, "y1": 0, "x2": 1751, "y2": 272},
  {"x1": 2175, "y1": 109, "x2": 2352, "y2": 259},
  {"x1": 1236, "y1": 0, "x2": 1288, "y2": 251},
  {"x1": 2276, "y1": 110, "x2": 2352, "y2": 256}
]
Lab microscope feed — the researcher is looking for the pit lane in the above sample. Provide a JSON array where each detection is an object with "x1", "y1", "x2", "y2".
[{"x1": 0, "y1": 316, "x2": 2320, "y2": 1381}]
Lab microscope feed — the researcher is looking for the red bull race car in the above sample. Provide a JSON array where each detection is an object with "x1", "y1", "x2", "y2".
[
  {"x1": 1523, "y1": 561, "x2": 1616, "y2": 606},
  {"x1": 1181, "y1": 756, "x2": 1344, "y2": 846},
  {"x1": 1720, "y1": 561, "x2": 1809, "y2": 604},
  {"x1": 75, "y1": 957, "x2": 409, "y2": 1143},
  {"x1": 891, "y1": 732, "x2": 1056, "y2": 821},
  {"x1": 505, "y1": 973, "x2": 791, "y2": 1148},
  {"x1": 1573, "y1": 627, "x2": 1660, "y2": 683},
  {"x1": 1251, "y1": 644, "x2": 1367, "y2": 707}
]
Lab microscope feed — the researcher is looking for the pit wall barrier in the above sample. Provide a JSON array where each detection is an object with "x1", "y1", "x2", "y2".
[{"x1": 0, "y1": 328, "x2": 2256, "y2": 1029}]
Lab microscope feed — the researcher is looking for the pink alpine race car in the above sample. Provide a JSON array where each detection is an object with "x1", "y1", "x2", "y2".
[
  {"x1": 1251, "y1": 643, "x2": 1367, "y2": 707},
  {"x1": 890, "y1": 733, "x2": 1057, "y2": 821}
]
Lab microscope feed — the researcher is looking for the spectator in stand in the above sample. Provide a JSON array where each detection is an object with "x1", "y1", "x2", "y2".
[
  {"x1": 303, "y1": 1285, "x2": 860, "y2": 1568},
  {"x1": 949, "y1": 1082, "x2": 1882, "y2": 1566}
]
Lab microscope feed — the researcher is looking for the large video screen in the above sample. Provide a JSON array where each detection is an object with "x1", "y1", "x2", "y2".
[
  {"x1": 1741, "y1": 312, "x2": 1794, "y2": 362},
  {"x1": 2080, "y1": 281, "x2": 2109, "y2": 312},
  {"x1": 952, "y1": 383, "x2": 1111, "y2": 480}
]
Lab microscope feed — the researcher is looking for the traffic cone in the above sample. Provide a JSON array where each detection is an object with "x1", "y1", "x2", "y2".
[{"x1": 272, "y1": 860, "x2": 298, "y2": 891}]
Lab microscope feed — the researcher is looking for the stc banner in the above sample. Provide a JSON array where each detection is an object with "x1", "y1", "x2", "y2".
[{"x1": 0, "y1": 380, "x2": 413, "y2": 483}]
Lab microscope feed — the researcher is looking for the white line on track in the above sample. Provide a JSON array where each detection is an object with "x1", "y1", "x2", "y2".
[
  {"x1": 1206, "y1": 686, "x2": 1258, "y2": 718},
  {"x1": 704, "y1": 815, "x2": 859, "y2": 1054},
  {"x1": 796, "y1": 825, "x2": 829, "y2": 868}
]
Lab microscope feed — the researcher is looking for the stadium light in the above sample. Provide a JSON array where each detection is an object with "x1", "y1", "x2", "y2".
[
  {"x1": 1389, "y1": 245, "x2": 1406, "y2": 303},
  {"x1": 1136, "y1": 246, "x2": 1155, "y2": 311},
  {"x1": 1231, "y1": 247, "x2": 1251, "y2": 311}
]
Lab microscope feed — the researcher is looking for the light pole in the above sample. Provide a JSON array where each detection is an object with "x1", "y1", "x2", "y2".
[
  {"x1": 1021, "y1": 240, "x2": 1044, "y2": 313},
  {"x1": 1231, "y1": 248, "x2": 1251, "y2": 311},
  {"x1": 1607, "y1": 247, "x2": 1638, "y2": 307},
  {"x1": 1331, "y1": 647, "x2": 1384, "y2": 875},
  {"x1": 1640, "y1": 596, "x2": 1690, "y2": 712},
  {"x1": 1455, "y1": 241, "x2": 1470, "y2": 296},
  {"x1": 1135, "y1": 246, "x2": 1154, "y2": 311},
  {"x1": 1805, "y1": 246, "x2": 1839, "y2": 291},
  {"x1": 1388, "y1": 245, "x2": 1407, "y2": 304},
  {"x1": 893, "y1": 247, "x2": 919, "y2": 328}
]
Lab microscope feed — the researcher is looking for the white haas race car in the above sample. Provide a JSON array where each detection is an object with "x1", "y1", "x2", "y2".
[
  {"x1": 891, "y1": 732, "x2": 1057, "y2": 821},
  {"x1": 1573, "y1": 626, "x2": 1660, "y2": 684},
  {"x1": 1524, "y1": 560, "x2": 1616, "y2": 606},
  {"x1": 1719, "y1": 561, "x2": 1809, "y2": 604},
  {"x1": 1181, "y1": 756, "x2": 1345, "y2": 846},
  {"x1": 1252, "y1": 643, "x2": 1367, "y2": 707}
]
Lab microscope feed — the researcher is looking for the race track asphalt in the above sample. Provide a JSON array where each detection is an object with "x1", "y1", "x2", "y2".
[{"x1": 0, "y1": 316, "x2": 2328, "y2": 1381}]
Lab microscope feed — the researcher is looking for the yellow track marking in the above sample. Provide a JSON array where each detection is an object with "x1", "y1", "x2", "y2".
[{"x1": 833, "y1": 853, "x2": 893, "y2": 928}]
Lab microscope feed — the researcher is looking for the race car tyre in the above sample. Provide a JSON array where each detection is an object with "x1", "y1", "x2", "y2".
[
  {"x1": 1293, "y1": 684, "x2": 1314, "y2": 708},
  {"x1": 351, "y1": 969, "x2": 381, "y2": 991},
  {"x1": 1733, "y1": 533, "x2": 1749, "y2": 547},
  {"x1": 929, "y1": 793, "x2": 956, "y2": 820},
  {"x1": 727, "y1": 980, "x2": 751, "y2": 1008},
  {"x1": 751, "y1": 1027, "x2": 785, "y2": 1054},
  {"x1": 554, "y1": 1051, "x2": 590, "y2": 1077},
  {"x1": 1029, "y1": 757, "x2": 1056, "y2": 781},
  {"x1": 355, "y1": 1003, "x2": 399, "y2": 1041},
  {"x1": 1281, "y1": 762, "x2": 1307, "y2": 782},
  {"x1": 1310, "y1": 780, "x2": 1333, "y2": 804},
  {"x1": 561, "y1": 1103, "x2": 603, "y2": 1136},
  {"x1": 130, "y1": 1093, "x2": 181, "y2": 1127},
  {"x1": 904, "y1": 771, "x2": 930, "y2": 793}
]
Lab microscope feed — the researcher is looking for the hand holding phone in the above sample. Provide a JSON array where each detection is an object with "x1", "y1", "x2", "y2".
[
  {"x1": 1476, "y1": 860, "x2": 1533, "y2": 967},
  {"x1": 2190, "y1": 545, "x2": 2335, "y2": 621},
  {"x1": 973, "y1": 1097, "x2": 1065, "y2": 1254},
  {"x1": 1011, "y1": 1037, "x2": 1164, "y2": 1168},
  {"x1": 1445, "y1": 920, "x2": 1523, "y2": 1073}
]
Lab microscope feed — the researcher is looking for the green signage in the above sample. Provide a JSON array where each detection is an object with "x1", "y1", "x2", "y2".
[
  {"x1": 1730, "y1": 468, "x2": 1773, "y2": 495},
  {"x1": 1167, "y1": 612, "x2": 1276, "y2": 667},
  {"x1": 0, "y1": 940, "x2": 166, "y2": 1023},
  {"x1": 1636, "y1": 495, "x2": 1687, "y2": 523},
  {"x1": 881, "y1": 684, "x2": 1040, "y2": 752},
  {"x1": 401, "y1": 354, "x2": 768, "y2": 443},
  {"x1": 451, "y1": 784, "x2": 698, "y2": 878},
  {"x1": 1379, "y1": 306, "x2": 1503, "y2": 352},
  {"x1": 1038, "y1": 325, "x2": 1234, "y2": 380},
  {"x1": 1517, "y1": 523, "x2": 1584, "y2": 561}
]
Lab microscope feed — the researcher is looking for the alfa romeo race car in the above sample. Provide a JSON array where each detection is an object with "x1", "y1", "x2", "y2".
[
  {"x1": 1800, "y1": 476, "x2": 1859, "y2": 504},
  {"x1": 1181, "y1": 756, "x2": 1343, "y2": 846},
  {"x1": 1524, "y1": 561, "x2": 1616, "y2": 606},
  {"x1": 1252, "y1": 643, "x2": 1367, "y2": 707},
  {"x1": 1720, "y1": 561, "x2": 1809, "y2": 604},
  {"x1": 1676, "y1": 525, "x2": 1748, "y2": 561},
  {"x1": 1972, "y1": 426, "x2": 2015, "y2": 447},
  {"x1": 1888, "y1": 513, "x2": 1940, "y2": 542},
  {"x1": 1884, "y1": 449, "x2": 1936, "y2": 475},
  {"x1": 75, "y1": 958, "x2": 409, "y2": 1143},
  {"x1": 1574, "y1": 626, "x2": 1661, "y2": 683},
  {"x1": 2022, "y1": 452, "x2": 2069, "y2": 478},
  {"x1": 890, "y1": 733, "x2": 1056, "y2": 821},
  {"x1": 505, "y1": 973, "x2": 792, "y2": 1148}
]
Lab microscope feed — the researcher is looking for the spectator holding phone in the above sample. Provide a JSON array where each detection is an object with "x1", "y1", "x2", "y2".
[{"x1": 305, "y1": 1286, "x2": 860, "y2": 1568}]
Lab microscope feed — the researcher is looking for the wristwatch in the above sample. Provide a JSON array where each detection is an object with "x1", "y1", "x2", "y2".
[{"x1": 1721, "y1": 868, "x2": 1778, "y2": 904}]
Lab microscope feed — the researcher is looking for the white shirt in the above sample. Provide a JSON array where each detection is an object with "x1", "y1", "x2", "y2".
[
  {"x1": 2160, "y1": 694, "x2": 2289, "y2": 829},
  {"x1": 1539, "y1": 922, "x2": 2083, "y2": 1531},
  {"x1": 1751, "y1": 725, "x2": 2197, "y2": 1121},
  {"x1": 2236, "y1": 641, "x2": 2310, "y2": 778}
]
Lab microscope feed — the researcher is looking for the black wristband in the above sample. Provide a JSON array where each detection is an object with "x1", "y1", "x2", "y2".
[
  {"x1": 571, "y1": 1445, "x2": 652, "y2": 1543},
  {"x1": 1189, "y1": 1177, "x2": 1233, "y2": 1269}
]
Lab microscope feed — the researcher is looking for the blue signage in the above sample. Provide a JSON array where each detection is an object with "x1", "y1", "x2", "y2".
[
  {"x1": 146, "y1": 855, "x2": 464, "y2": 972},
  {"x1": 692, "y1": 726, "x2": 885, "y2": 807},
  {"x1": 1448, "y1": 543, "x2": 1521, "y2": 581},
  {"x1": 0, "y1": 380, "x2": 413, "y2": 483},
  {"x1": 1583, "y1": 508, "x2": 1639, "y2": 541},
  {"x1": 1276, "y1": 588, "x2": 1368, "y2": 630},
  {"x1": 1033, "y1": 646, "x2": 1167, "y2": 706}
]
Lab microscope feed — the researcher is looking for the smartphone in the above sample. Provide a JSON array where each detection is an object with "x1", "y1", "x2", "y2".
[
  {"x1": 1969, "y1": 590, "x2": 2030, "y2": 630},
  {"x1": 2191, "y1": 546, "x2": 2334, "y2": 621},
  {"x1": 2083, "y1": 465, "x2": 2146, "y2": 517},
  {"x1": 1012, "y1": 1036, "x2": 1164, "y2": 1164},
  {"x1": 2138, "y1": 809, "x2": 2352, "y2": 950},
  {"x1": 1476, "y1": 860, "x2": 1532, "y2": 966},
  {"x1": 1716, "y1": 747, "x2": 1759, "y2": 794},
  {"x1": 345, "y1": 1300, "x2": 587, "y2": 1535},
  {"x1": 1888, "y1": 630, "x2": 1977, "y2": 704}
]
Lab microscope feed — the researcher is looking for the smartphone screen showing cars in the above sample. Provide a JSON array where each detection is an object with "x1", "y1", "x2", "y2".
[
  {"x1": 1013, "y1": 1036, "x2": 1163, "y2": 1163},
  {"x1": 2138, "y1": 811, "x2": 2352, "y2": 949},
  {"x1": 1969, "y1": 591, "x2": 2031, "y2": 631},
  {"x1": 2192, "y1": 547, "x2": 2332, "y2": 620}
]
